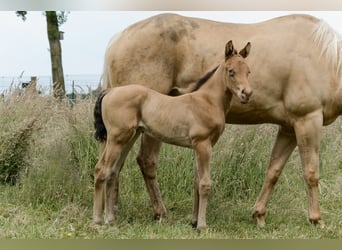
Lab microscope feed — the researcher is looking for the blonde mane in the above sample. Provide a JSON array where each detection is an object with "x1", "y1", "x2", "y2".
[{"x1": 312, "y1": 19, "x2": 342, "y2": 85}]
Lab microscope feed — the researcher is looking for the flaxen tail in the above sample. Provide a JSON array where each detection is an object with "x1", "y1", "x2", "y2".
[{"x1": 94, "y1": 90, "x2": 108, "y2": 142}]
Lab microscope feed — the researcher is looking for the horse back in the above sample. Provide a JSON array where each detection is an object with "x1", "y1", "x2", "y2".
[{"x1": 104, "y1": 13, "x2": 342, "y2": 126}]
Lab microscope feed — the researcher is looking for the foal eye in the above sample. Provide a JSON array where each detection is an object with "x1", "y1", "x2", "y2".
[{"x1": 229, "y1": 69, "x2": 235, "y2": 77}]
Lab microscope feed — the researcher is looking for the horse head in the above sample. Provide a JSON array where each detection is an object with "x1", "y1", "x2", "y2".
[{"x1": 224, "y1": 40, "x2": 252, "y2": 104}]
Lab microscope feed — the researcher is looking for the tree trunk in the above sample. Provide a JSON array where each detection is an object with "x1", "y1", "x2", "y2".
[{"x1": 46, "y1": 11, "x2": 65, "y2": 99}]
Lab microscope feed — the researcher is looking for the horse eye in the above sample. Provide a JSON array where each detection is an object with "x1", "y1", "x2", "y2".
[{"x1": 229, "y1": 69, "x2": 235, "y2": 77}]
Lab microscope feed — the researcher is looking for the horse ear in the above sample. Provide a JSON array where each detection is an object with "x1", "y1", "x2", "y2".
[
  {"x1": 239, "y1": 42, "x2": 251, "y2": 58},
  {"x1": 225, "y1": 40, "x2": 235, "y2": 60}
]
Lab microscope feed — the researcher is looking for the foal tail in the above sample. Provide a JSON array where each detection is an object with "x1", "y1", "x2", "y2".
[{"x1": 94, "y1": 90, "x2": 109, "y2": 142}]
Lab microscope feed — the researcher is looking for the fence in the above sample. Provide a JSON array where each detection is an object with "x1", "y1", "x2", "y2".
[{"x1": 0, "y1": 74, "x2": 102, "y2": 96}]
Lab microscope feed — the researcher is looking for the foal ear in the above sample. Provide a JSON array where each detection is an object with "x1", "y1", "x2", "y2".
[
  {"x1": 225, "y1": 40, "x2": 236, "y2": 60},
  {"x1": 239, "y1": 42, "x2": 251, "y2": 58}
]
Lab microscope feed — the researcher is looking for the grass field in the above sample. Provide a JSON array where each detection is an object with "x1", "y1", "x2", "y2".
[{"x1": 0, "y1": 90, "x2": 341, "y2": 239}]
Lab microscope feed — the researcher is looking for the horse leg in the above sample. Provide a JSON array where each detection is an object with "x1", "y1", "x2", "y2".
[
  {"x1": 105, "y1": 130, "x2": 141, "y2": 224},
  {"x1": 252, "y1": 126, "x2": 297, "y2": 227},
  {"x1": 93, "y1": 137, "x2": 122, "y2": 225},
  {"x1": 191, "y1": 161, "x2": 200, "y2": 228},
  {"x1": 193, "y1": 140, "x2": 212, "y2": 230},
  {"x1": 293, "y1": 110, "x2": 324, "y2": 227},
  {"x1": 136, "y1": 134, "x2": 166, "y2": 220},
  {"x1": 92, "y1": 141, "x2": 106, "y2": 224}
]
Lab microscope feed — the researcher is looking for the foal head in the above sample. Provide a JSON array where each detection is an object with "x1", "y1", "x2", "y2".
[{"x1": 223, "y1": 40, "x2": 252, "y2": 104}]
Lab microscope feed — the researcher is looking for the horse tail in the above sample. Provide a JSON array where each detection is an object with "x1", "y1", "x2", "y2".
[{"x1": 94, "y1": 90, "x2": 109, "y2": 142}]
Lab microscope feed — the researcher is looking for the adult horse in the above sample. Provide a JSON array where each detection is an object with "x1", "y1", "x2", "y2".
[{"x1": 102, "y1": 13, "x2": 342, "y2": 227}]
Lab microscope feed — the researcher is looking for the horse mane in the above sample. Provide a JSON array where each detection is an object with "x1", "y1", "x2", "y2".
[
  {"x1": 191, "y1": 65, "x2": 219, "y2": 92},
  {"x1": 312, "y1": 19, "x2": 342, "y2": 85}
]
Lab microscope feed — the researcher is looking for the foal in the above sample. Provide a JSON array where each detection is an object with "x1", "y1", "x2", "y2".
[{"x1": 93, "y1": 40, "x2": 252, "y2": 230}]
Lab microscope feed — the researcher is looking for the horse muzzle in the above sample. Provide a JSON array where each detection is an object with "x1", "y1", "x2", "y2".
[{"x1": 239, "y1": 88, "x2": 253, "y2": 104}]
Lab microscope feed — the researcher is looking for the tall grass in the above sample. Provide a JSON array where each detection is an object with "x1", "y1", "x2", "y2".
[
  {"x1": 0, "y1": 89, "x2": 96, "y2": 209},
  {"x1": 0, "y1": 88, "x2": 341, "y2": 238}
]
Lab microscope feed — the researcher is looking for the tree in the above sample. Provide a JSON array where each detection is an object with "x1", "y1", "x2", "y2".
[{"x1": 16, "y1": 11, "x2": 68, "y2": 99}]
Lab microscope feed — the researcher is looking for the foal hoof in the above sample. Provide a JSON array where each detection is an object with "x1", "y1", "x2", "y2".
[
  {"x1": 196, "y1": 225, "x2": 208, "y2": 234},
  {"x1": 104, "y1": 219, "x2": 115, "y2": 226},
  {"x1": 190, "y1": 220, "x2": 208, "y2": 233},
  {"x1": 153, "y1": 214, "x2": 162, "y2": 221},
  {"x1": 91, "y1": 217, "x2": 103, "y2": 226},
  {"x1": 153, "y1": 207, "x2": 167, "y2": 220},
  {"x1": 252, "y1": 210, "x2": 266, "y2": 228},
  {"x1": 310, "y1": 219, "x2": 325, "y2": 229}
]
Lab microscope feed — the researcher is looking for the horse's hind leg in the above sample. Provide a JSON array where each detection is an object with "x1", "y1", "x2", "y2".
[
  {"x1": 92, "y1": 141, "x2": 106, "y2": 224},
  {"x1": 105, "y1": 130, "x2": 141, "y2": 224},
  {"x1": 136, "y1": 134, "x2": 166, "y2": 220},
  {"x1": 93, "y1": 138, "x2": 123, "y2": 225},
  {"x1": 252, "y1": 126, "x2": 296, "y2": 227}
]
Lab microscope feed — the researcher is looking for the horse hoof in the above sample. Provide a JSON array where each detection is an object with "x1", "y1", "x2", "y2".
[
  {"x1": 104, "y1": 218, "x2": 115, "y2": 226},
  {"x1": 153, "y1": 210, "x2": 167, "y2": 221},
  {"x1": 310, "y1": 219, "x2": 325, "y2": 229},
  {"x1": 191, "y1": 221, "x2": 197, "y2": 229},
  {"x1": 92, "y1": 217, "x2": 103, "y2": 226},
  {"x1": 252, "y1": 210, "x2": 266, "y2": 228},
  {"x1": 196, "y1": 225, "x2": 208, "y2": 233},
  {"x1": 91, "y1": 220, "x2": 103, "y2": 228},
  {"x1": 153, "y1": 214, "x2": 161, "y2": 221}
]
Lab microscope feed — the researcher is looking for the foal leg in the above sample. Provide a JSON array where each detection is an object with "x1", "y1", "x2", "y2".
[
  {"x1": 93, "y1": 138, "x2": 123, "y2": 225},
  {"x1": 136, "y1": 134, "x2": 166, "y2": 220},
  {"x1": 105, "y1": 130, "x2": 141, "y2": 224},
  {"x1": 293, "y1": 111, "x2": 324, "y2": 227},
  {"x1": 192, "y1": 161, "x2": 200, "y2": 228},
  {"x1": 193, "y1": 140, "x2": 212, "y2": 230},
  {"x1": 93, "y1": 141, "x2": 106, "y2": 224},
  {"x1": 252, "y1": 126, "x2": 297, "y2": 227}
]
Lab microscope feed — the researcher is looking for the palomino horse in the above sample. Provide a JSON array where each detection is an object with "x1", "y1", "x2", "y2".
[
  {"x1": 93, "y1": 41, "x2": 252, "y2": 230},
  {"x1": 103, "y1": 13, "x2": 342, "y2": 227}
]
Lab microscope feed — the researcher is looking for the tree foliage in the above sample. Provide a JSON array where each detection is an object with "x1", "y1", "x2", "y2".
[{"x1": 15, "y1": 11, "x2": 69, "y2": 25}]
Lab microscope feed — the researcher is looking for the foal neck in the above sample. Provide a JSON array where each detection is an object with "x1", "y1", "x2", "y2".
[{"x1": 195, "y1": 64, "x2": 231, "y2": 110}]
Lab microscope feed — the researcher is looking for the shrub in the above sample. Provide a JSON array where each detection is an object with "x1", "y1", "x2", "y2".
[
  {"x1": 0, "y1": 88, "x2": 42, "y2": 185},
  {"x1": 0, "y1": 118, "x2": 36, "y2": 184},
  {"x1": 17, "y1": 97, "x2": 97, "y2": 208}
]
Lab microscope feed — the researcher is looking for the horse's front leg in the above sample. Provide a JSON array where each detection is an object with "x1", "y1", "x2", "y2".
[
  {"x1": 293, "y1": 110, "x2": 324, "y2": 227},
  {"x1": 252, "y1": 126, "x2": 297, "y2": 227},
  {"x1": 193, "y1": 140, "x2": 212, "y2": 230},
  {"x1": 136, "y1": 134, "x2": 166, "y2": 220}
]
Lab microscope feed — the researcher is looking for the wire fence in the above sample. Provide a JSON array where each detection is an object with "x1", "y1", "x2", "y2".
[{"x1": 0, "y1": 74, "x2": 102, "y2": 96}]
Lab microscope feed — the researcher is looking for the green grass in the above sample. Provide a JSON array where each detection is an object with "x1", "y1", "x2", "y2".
[{"x1": 0, "y1": 89, "x2": 341, "y2": 238}]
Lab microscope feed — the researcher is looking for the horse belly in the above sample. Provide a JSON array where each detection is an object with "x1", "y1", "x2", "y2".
[
  {"x1": 139, "y1": 120, "x2": 193, "y2": 148},
  {"x1": 139, "y1": 95, "x2": 194, "y2": 147}
]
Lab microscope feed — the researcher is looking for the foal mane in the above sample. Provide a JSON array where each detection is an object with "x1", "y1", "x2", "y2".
[{"x1": 191, "y1": 65, "x2": 219, "y2": 92}]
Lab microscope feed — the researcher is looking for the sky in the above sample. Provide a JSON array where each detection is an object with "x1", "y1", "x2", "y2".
[{"x1": 1, "y1": 11, "x2": 342, "y2": 78}]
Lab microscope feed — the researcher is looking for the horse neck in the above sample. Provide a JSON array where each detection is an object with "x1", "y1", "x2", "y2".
[{"x1": 195, "y1": 64, "x2": 231, "y2": 112}]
